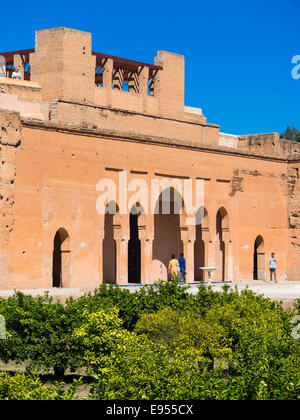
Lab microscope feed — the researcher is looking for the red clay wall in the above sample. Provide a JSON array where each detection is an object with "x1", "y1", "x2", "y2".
[
  {"x1": 287, "y1": 162, "x2": 300, "y2": 281},
  {"x1": 3, "y1": 120, "x2": 291, "y2": 288}
]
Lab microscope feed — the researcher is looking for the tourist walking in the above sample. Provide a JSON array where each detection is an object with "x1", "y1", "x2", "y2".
[
  {"x1": 178, "y1": 252, "x2": 186, "y2": 284},
  {"x1": 269, "y1": 252, "x2": 277, "y2": 283},
  {"x1": 168, "y1": 254, "x2": 179, "y2": 281}
]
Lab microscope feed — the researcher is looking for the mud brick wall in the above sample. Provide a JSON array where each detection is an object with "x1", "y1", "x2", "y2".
[{"x1": 0, "y1": 110, "x2": 21, "y2": 287}]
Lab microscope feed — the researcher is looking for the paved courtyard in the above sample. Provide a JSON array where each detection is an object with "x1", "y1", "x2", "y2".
[{"x1": 0, "y1": 281, "x2": 299, "y2": 300}]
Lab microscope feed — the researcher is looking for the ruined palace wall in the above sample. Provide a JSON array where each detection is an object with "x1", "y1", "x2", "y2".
[
  {"x1": 50, "y1": 100, "x2": 219, "y2": 146},
  {"x1": 287, "y1": 161, "x2": 300, "y2": 281},
  {"x1": 0, "y1": 78, "x2": 47, "y2": 120},
  {"x1": 30, "y1": 27, "x2": 96, "y2": 103},
  {"x1": 239, "y1": 132, "x2": 300, "y2": 157},
  {"x1": 94, "y1": 87, "x2": 159, "y2": 115},
  {"x1": 0, "y1": 77, "x2": 41, "y2": 103},
  {"x1": 0, "y1": 110, "x2": 22, "y2": 289},
  {"x1": 4, "y1": 122, "x2": 289, "y2": 289}
]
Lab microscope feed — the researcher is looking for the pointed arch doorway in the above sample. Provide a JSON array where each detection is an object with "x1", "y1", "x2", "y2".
[
  {"x1": 253, "y1": 235, "x2": 265, "y2": 281},
  {"x1": 128, "y1": 204, "x2": 144, "y2": 284},
  {"x1": 216, "y1": 207, "x2": 229, "y2": 282},
  {"x1": 152, "y1": 188, "x2": 183, "y2": 281},
  {"x1": 52, "y1": 228, "x2": 70, "y2": 288},
  {"x1": 103, "y1": 201, "x2": 118, "y2": 284}
]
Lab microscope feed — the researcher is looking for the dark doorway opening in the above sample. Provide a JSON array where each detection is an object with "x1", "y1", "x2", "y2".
[
  {"x1": 194, "y1": 225, "x2": 205, "y2": 281},
  {"x1": 103, "y1": 202, "x2": 117, "y2": 284},
  {"x1": 253, "y1": 235, "x2": 265, "y2": 280},
  {"x1": 216, "y1": 208, "x2": 228, "y2": 282},
  {"x1": 52, "y1": 228, "x2": 70, "y2": 288},
  {"x1": 128, "y1": 211, "x2": 141, "y2": 283},
  {"x1": 194, "y1": 206, "x2": 208, "y2": 282},
  {"x1": 152, "y1": 188, "x2": 183, "y2": 280}
]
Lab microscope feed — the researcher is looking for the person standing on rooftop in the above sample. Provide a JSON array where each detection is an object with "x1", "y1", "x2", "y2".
[{"x1": 11, "y1": 67, "x2": 21, "y2": 79}]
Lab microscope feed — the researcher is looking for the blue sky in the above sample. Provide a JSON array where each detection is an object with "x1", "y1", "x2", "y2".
[{"x1": 1, "y1": 0, "x2": 299, "y2": 134}]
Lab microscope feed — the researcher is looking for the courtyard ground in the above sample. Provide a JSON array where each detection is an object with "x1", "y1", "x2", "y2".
[{"x1": 0, "y1": 281, "x2": 299, "y2": 308}]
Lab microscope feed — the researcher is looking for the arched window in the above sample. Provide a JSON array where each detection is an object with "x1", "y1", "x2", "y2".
[
  {"x1": 128, "y1": 204, "x2": 144, "y2": 284},
  {"x1": 253, "y1": 235, "x2": 265, "y2": 281},
  {"x1": 152, "y1": 188, "x2": 184, "y2": 281},
  {"x1": 216, "y1": 207, "x2": 229, "y2": 282},
  {"x1": 52, "y1": 228, "x2": 70, "y2": 288},
  {"x1": 103, "y1": 201, "x2": 118, "y2": 284},
  {"x1": 194, "y1": 206, "x2": 208, "y2": 281}
]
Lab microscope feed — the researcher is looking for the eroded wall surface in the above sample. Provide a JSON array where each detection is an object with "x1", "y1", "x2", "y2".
[
  {"x1": 0, "y1": 26, "x2": 299, "y2": 288},
  {"x1": 2, "y1": 118, "x2": 291, "y2": 288},
  {"x1": 287, "y1": 163, "x2": 300, "y2": 281},
  {"x1": 0, "y1": 110, "x2": 21, "y2": 288}
]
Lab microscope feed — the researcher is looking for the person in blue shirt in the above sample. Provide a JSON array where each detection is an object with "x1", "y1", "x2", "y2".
[
  {"x1": 269, "y1": 252, "x2": 277, "y2": 283},
  {"x1": 177, "y1": 253, "x2": 186, "y2": 284}
]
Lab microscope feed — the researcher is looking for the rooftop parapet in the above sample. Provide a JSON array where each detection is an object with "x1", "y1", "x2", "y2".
[
  {"x1": 0, "y1": 27, "x2": 223, "y2": 147},
  {"x1": 0, "y1": 27, "x2": 190, "y2": 120},
  {"x1": 0, "y1": 77, "x2": 46, "y2": 120},
  {"x1": 238, "y1": 132, "x2": 300, "y2": 157},
  {"x1": 0, "y1": 49, "x2": 34, "y2": 80}
]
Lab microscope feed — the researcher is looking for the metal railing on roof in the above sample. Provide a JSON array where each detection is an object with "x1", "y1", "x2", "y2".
[{"x1": 0, "y1": 48, "x2": 162, "y2": 89}]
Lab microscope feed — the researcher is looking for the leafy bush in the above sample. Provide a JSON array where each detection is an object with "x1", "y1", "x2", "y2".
[
  {"x1": 135, "y1": 307, "x2": 232, "y2": 366},
  {"x1": 74, "y1": 307, "x2": 198, "y2": 399},
  {"x1": 0, "y1": 292, "x2": 83, "y2": 377},
  {"x1": 73, "y1": 308, "x2": 137, "y2": 371},
  {"x1": 0, "y1": 372, "x2": 80, "y2": 400},
  {"x1": 73, "y1": 280, "x2": 195, "y2": 330},
  {"x1": 0, "y1": 283, "x2": 299, "y2": 400}
]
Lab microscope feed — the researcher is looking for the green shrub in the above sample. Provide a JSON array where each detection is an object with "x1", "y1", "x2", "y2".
[
  {"x1": 73, "y1": 308, "x2": 137, "y2": 372},
  {"x1": 135, "y1": 307, "x2": 232, "y2": 366},
  {"x1": 74, "y1": 307, "x2": 196, "y2": 400},
  {"x1": 0, "y1": 283, "x2": 299, "y2": 400},
  {"x1": 0, "y1": 372, "x2": 80, "y2": 400},
  {"x1": 0, "y1": 292, "x2": 83, "y2": 377}
]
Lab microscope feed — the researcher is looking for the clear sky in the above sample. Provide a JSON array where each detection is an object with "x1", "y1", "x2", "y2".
[{"x1": 0, "y1": 0, "x2": 299, "y2": 134}]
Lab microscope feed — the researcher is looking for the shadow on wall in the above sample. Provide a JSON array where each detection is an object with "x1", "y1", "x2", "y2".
[
  {"x1": 152, "y1": 188, "x2": 183, "y2": 281},
  {"x1": 52, "y1": 228, "x2": 70, "y2": 288},
  {"x1": 194, "y1": 206, "x2": 208, "y2": 281},
  {"x1": 103, "y1": 202, "x2": 117, "y2": 284}
]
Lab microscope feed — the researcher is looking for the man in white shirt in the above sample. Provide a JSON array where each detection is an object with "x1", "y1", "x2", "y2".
[
  {"x1": 11, "y1": 67, "x2": 21, "y2": 80},
  {"x1": 269, "y1": 253, "x2": 277, "y2": 283}
]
